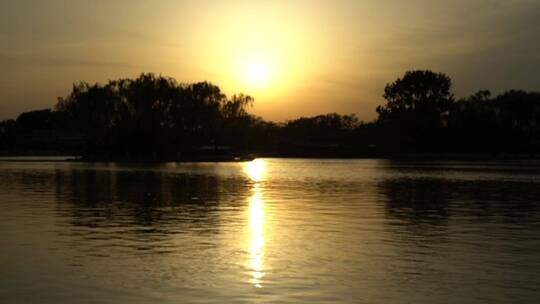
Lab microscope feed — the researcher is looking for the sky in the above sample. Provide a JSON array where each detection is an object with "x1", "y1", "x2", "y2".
[{"x1": 1, "y1": 0, "x2": 540, "y2": 122}]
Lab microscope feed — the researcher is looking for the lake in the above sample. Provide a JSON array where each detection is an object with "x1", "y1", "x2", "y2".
[{"x1": 1, "y1": 158, "x2": 539, "y2": 303}]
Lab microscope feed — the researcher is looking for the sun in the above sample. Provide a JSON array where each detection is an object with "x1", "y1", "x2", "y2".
[
  {"x1": 247, "y1": 63, "x2": 269, "y2": 85},
  {"x1": 239, "y1": 58, "x2": 275, "y2": 91}
]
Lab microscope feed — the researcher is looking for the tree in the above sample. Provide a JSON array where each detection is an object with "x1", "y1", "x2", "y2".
[
  {"x1": 53, "y1": 73, "x2": 259, "y2": 160},
  {"x1": 56, "y1": 82, "x2": 124, "y2": 156},
  {"x1": 376, "y1": 70, "x2": 454, "y2": 150},
  {"x1": 0, "y1": 119, "x2": 17, "y2": 152}
]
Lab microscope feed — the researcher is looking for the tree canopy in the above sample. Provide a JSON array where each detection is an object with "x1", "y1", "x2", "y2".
[
  {"x1": 375, "y1": 70, "x2": 455, "y2": 151},
  {"x1": 2, "y1": 70, "x2": 540, "y2": 159},
  {"x1": 54, "y1": 73, "x2": 255, "y2": 160}
]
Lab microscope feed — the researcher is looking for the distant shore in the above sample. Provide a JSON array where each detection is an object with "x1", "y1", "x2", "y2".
[{"x1": 2, "y1": 152, "x2": 540, "y2": 162}]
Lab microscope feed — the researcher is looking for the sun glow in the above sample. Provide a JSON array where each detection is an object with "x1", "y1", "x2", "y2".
[
  {"x1": 244, "y1": 62, "x2": 271, "y2": 89},
  {"x1": 200, "y1": 5, "x2": 318, "y2": 101},
  {"x1": 235, "y1": 53, "x2": 278, "y2": 93}
]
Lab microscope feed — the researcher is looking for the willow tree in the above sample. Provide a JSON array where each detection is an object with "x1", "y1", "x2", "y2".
[{"x1": 55, "y1": 73, "x2": 254, "y2": 160}]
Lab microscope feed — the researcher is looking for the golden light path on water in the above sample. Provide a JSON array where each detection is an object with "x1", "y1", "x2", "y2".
[
  {"x1": 244, "y1": 159, "x2": 266, "y2": 183},
  {"x1": 243, "y1": 159, "x2": 266, "y2": 288}
]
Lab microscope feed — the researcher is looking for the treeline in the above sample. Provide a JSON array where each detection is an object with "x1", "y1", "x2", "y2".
[
  {"x1": 374, "y1": 71, "x2": 540, "y2": 154},
  {"x1": 2, "y1": 71, "x2": 540, "y2": 160},
  {"x1": 1, "y1": 74, "x2": 269, "y2": 160}
]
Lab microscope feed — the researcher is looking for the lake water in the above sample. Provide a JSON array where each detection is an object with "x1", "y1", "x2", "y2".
[{"x1": 1, "y1": 158, "x2": 539, "y2": 303}]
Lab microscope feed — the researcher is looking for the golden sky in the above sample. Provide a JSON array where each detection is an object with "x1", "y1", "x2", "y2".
[{"x1": 1, "y1": 0, "x2": 540, "y2": 121}]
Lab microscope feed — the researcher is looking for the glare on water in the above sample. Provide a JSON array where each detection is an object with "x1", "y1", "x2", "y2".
[
  {"x1": 248, "y1": 185, "x2": 265, "y2": 288},
  {"x1": 244, "y1": 159, "x2": 267, "y2": 288},
  {"x1": 244, "y1": 159, "x2": 266, "y2": 182}
]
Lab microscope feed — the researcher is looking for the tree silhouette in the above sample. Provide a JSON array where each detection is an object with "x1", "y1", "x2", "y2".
[
  {"x1": 376, "y1": 70, "x2": 454, "y2": 151},
  {"x1": 449, "y1": 90, "x2": 540, "y2": 153},
  {"x1": 0, "y1": 119, "x2": 16, "y2": 153},
  {"x1": 53, "y1": 73, "x2": 255, "y2": 160},
  {"x1": 3, "y1": 70, "x2": 540, "y2": 159}
]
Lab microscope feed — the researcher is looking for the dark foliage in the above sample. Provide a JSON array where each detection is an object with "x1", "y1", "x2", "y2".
[
  {"x1": 376, "y1": 70, "x2": 454, "y2": 152},
  {"x1": 52, "y1": 74, "x2": 256, "y2": 160},
  {"x1": 2, "y1": 71, "x2": 540, "y2": 159},
  {"x1": 447, "y1": 90, "x2": 540, "y2": 153}
]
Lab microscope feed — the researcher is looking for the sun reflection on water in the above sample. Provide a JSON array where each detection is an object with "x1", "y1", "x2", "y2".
[
  {"x1": 248, "y1": 186, "x2": 265, "y2": 288},
  {"x1": 244, "y1": 159, "x2": 267, "y2": 288},
  {"x1": 244, "y1": 159, "x2": 266, "y2": 183}
]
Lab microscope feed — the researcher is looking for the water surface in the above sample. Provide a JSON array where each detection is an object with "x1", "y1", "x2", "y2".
[{"x1": 1, "y1": 159, "x2": 539, "y2": 303}]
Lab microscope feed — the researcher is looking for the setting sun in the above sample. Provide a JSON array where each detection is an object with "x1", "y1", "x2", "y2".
[
  {"x1": 244, "y1": 62, "x2": 271, "y2": 89},
  {"x1": 234, "y1": 52, "x2": 279, "y2": 93}
]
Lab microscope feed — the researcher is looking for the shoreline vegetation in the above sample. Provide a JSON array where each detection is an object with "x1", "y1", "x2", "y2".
[
  {"x1": 2, "y1": 153, "x2": 540, "y2": 163},
  {"x1": 2, "y1": 70, "x2": 540, "y2": 162},
  {"x1": 2, "y1": 150, "x2": 540, "y2": 163}
]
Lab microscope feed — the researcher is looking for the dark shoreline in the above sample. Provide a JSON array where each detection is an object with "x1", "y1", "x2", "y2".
[{"x1": 2, "y1": 152, "x2": 540, "y2": 162}]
